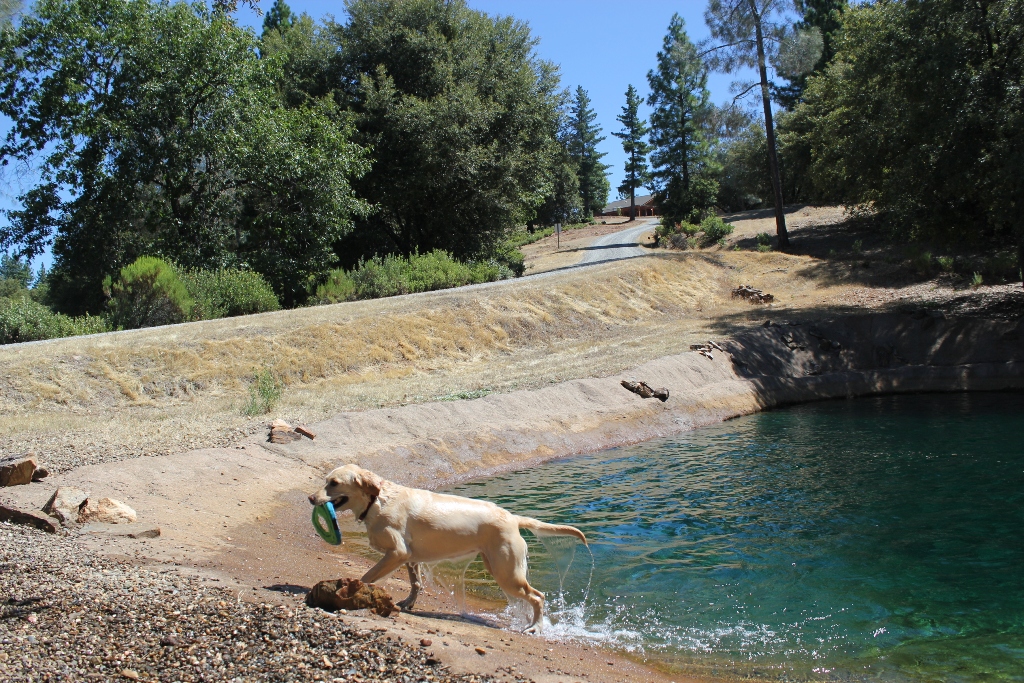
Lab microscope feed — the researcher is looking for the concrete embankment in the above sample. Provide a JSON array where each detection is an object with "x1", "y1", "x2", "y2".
[{"x1": 261, "y1": 311, "x2": 1024, "y2": 488}]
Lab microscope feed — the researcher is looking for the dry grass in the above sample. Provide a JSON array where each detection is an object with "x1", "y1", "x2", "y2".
[{"x1": 4, "y1": 206, "x2": 1017, "y2": 469}]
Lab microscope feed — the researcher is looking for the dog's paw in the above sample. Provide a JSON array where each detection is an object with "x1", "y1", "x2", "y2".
[{"x1": 396, "y1": 599, "x2": 416, "y2": 612}]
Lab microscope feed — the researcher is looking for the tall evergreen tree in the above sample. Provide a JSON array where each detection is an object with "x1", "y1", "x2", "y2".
[
  {"x1": 261, "y1": 0, "x2": 295, "y2": 38},
  {"x1": 612, "y1": 85, "x2": 650, "y2": 222},
  {"x1": 567, "y1": 86, "x2": 610, "y2": 217},
  {"x1": 647, "y1": 14, "x2": 718, "y2": 225}
]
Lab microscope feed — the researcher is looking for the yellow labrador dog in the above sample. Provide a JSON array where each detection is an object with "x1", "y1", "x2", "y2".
[{"x1": 309, "y1": 464, "x2": 586, "y2": 629}]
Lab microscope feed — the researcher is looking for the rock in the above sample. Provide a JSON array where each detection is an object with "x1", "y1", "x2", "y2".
[
  {"x1": 80, "y1": 523, "x2": 160, "y2": 539},
  {"x1": 43, "y1": 486, "x2": 90, "y2": 525},
  {"x1": 160, "y1": 635, "x2": 179, "y2": 647},
  {"x1": 268, "y1": 419, "x2": 302, "y2": 444},
  {"x1": 77, "y1": 497, "x2": 137, "y2": 524},
  {"x1": 0, "y1": 503, "x2": 58, "y2": 533},
  {"x1": 119, "y1": 669, "x2": 139, "y2": 680},
  {"x1": 475, "y1": 647, "x2": 487, "y2": 655},
  {"x1": 652, "y1": 388, "x2": 670, "y2": 402},
  {"x1": 731, "y1": 285, "x2": 775, "y2": 304},
  {"x1": 420, "y1": 639, "x2": 432, "y2": 647},
  {"x1": 0, "y1": 455, "x2": 37, "y2": 487},
  {"x1": 31, "y1": 466, "x2": 49, "y2": 482},
  {"x1": 305, "y1": 578, "x2": 397, "y2": 617},
  {"x1": 295, "y1": 426, "x2": 316, "y2": 440}
]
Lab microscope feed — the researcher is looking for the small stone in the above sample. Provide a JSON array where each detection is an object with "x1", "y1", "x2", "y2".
[
  {"x1": 475, "y1": 646, "x2": 487, "y2": 655},
  {"x1": 419, "y1": 638, "x2": 432, "y2": 647},
  {"x1": 77, "y1": 497, "x2": 137, "y2": 524},
  {"x1": 43, "y1": 486, "x2": 90, "y2": 525},
  {"x1": 0, "y1": 455, "x2": 37, "y2": 487},
  {"x1": 31, "y1": 466, "x2": 49, "y2": 481},
  {"x1": 26, "y1": 613, "x2": 38, "y2": 623},
  {"x1": 120, "y1": 669, "x2": 140, "y2": 680},
  {"x1": 322, "y1": 654, "x2": 333, "y2": 669},
  {"x1": 160, "y1": 635, "x2": 179, "y2": 647},
  {"x1": 295, "y1": 426, "x2": 316, "y2": 440},
  {"x1": 306, "y1": 578, "x2": 397, "y2": 617}
]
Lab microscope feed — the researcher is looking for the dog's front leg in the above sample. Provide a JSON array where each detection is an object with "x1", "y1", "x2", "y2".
[
  {"x1": 397, "y1": 563, "x2": 421, "y2": 611},
  {"x1": 361, "y1": 551, "x2": 409, "y2": 585}
]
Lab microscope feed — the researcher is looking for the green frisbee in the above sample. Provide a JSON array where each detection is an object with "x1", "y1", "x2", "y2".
[{"x1": 312, "y1": 501, "x2": 342, "y2": 546}]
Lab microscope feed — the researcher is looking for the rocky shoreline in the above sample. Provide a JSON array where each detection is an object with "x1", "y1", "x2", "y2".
[{"x1": 1, "y1": 523, "x2": 506, "y2": 683}]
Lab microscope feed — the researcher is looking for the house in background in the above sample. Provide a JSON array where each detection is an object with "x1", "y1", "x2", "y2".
[{"x1": 599, "y1": 195, "x2": 659, "y2": 217}]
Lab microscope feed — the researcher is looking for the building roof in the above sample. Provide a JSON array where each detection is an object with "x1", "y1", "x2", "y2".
[{"x1": 602, "y1": 195, "x2": 655, "y2": 212}]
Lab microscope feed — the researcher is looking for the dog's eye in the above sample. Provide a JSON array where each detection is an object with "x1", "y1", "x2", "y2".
[{"x1": 329, "y1": 478, "x2": 340, "y2": 487}]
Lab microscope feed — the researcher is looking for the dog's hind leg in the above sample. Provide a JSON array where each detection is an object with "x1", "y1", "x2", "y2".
[
  {"x1": 484, "y1": 536, "x2": 545, "y2": 632},
  {"x1": 397, "y1": 563, "x2": 421, "y2": 611}
]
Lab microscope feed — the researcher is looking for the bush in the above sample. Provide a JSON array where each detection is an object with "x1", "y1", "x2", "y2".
[
  {"x1": 699, "y1": 216, "x2": 734, "y2": 247},
  {"x1": 937, "y1": 255, "x2": 955, "y2": 272},
  {"x1": 756, "y1": 232, "x2": 772, "y2": 248},
  {"x1": 242, "y1": 368, "x2": 283, "y2": 416},
  {"x1": 179, "y1": 268, "x2": 280, "y2": 320},
  {"x1": 104, "y1": 257, "x2": 193, "y2": 330},
  {"x1": 314, "y1": 250, "x2": 515, "y2": 303},
  {"x1": 0, "y1": 297, "x2": 108, "y2": 344}
]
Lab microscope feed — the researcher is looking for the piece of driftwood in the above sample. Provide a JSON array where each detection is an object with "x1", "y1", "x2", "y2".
[{"x1": 620, "y1": 380, "x2": 669, "y2": 402}]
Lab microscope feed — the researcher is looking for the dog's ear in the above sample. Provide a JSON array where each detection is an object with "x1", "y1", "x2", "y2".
[{"x1": 354, "y1": 470, "x2": 382, "y2": 498}]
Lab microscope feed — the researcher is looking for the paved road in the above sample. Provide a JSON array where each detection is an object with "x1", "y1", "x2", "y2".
[{"x1": 579, "y1": 218, "x2": 657, "y2": 265}]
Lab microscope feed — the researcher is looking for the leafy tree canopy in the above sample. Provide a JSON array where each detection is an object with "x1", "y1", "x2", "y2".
[
  {"x1": 0, "y1": 0, "x2": 367, "y2": 311},
  {"x1": 328, "y1": 0, "x2": 567, "y2": 262},
  {"x1": 791, "y1": 0, "x2": 1024, "y2": 266},
  {"x1": 567, "y1": 86, "x2": 610, "y2": 217}
]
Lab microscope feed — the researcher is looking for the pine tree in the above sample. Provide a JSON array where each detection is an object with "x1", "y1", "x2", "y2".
[
  {"x1": 612, "y1": 85, "x2": 651, "y2": 222},
  {"x1": 568, "y1": 86, "x2": 610, "y2": 218},
  {"x1": 647, "y1": 14, "x2": 718, "y2": 225},
  {"x1": 261, "y1": 0, "x2": 295, "y2": 39},
  {"x1": 704, "y1": 0, "x2": 791, "y2": 247}
]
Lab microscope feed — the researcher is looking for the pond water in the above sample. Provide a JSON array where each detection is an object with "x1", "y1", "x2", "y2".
[{"x1": 447, "y1": 392, "x2": 1024, "y2": 682}]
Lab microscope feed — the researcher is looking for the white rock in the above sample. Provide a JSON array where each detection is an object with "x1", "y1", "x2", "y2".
[{"x1": 77, "y1": 497, "x2": 138, "y2": 524}]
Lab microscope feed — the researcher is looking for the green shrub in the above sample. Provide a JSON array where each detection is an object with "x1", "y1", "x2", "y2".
[
  {"x1": 757, "y1": 243, "x2": 772, "y2": 253},
  {"x1": 179, "y1": 268, "x2": 280, "y2": 320},
  {"x1": 852, "y1": 239, "x2": 864, "y2": 254},
  {"x1": 971, "y1": 271, "x2": 984, "y2": 288},
  {"x1": 699, "y1": 216, "x2": 734, "y2": 247},
  {"x1": 756, "y1": 232, "x2": 772, "y2": 248},
  {"x1": 0, "y1": 297, "x2": 108, "y2": 344},
  {"x1": 315, "y1": 250, "x2": 514, "y2": 303},
  {"x1": 911, "y1": 250, "x2": 933, "y2": 276},
  {"x1": 315, "y1": 269, "x2": 358, "y2": 304},
  {"x1": 104, "y1": 257, "x2": 193, "y2": 330},
  {"x1": 937, "y1": 255, "x2": 955, "y2": 272},
  {"x1": 242, "y1": 368, "x2": 283, "y2": 416}
]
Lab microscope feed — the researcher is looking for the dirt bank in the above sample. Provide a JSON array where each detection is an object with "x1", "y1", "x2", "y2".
[{"x1": 3, "y1": 310, "x2": 1022, "y2": 681}]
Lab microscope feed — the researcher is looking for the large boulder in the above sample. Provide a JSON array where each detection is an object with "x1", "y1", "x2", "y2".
[
  {"x1": 306, "y1": 578, "x2": 397, "y2": 617},
  {"x1": 77, "y1": 497, "x2": 137, "y2": 524},
  {"x1": 0, "y1": 455, "x2": 38, "y2": 487},
  {"x1": 43, "y1": 486, "x2": 90, "y2": 525}
]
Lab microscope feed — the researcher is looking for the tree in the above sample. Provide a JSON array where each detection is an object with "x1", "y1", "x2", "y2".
[
  {"x1": 567, "y1": 86, "x2": 610, "y2": 217},
  {"x1": 647, "y1": 14, "x2": 718, "y2": 225},
  {"x1": 790, "y1": 0, "x2": 1024, "y2": 274},
  {"x1": 330, "y1": 0, "x2": 566, "y2": 263},
  {"x1": 261, "y1": 0, "x2": 295, "y2": 39},
  {"x1": 612, "y1": 85, "x2": 651, "y2": 222},
  {"x1": 0, "y1": 0, "x2": 20, "y2": 26},
  {"x1": 704, "y1": 0, "x2": 792, "y2": 247},
  {"x1": 774, "y1": 0, "x2": 845, "y2": 107},
  {"x1": 0, "y1": 0, "x2": 367, "y2": 312}
]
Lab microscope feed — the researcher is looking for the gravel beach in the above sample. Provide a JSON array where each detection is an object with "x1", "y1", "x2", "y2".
[{"x1": 1, "y1": 523, "x2": 508, "y2": 683}]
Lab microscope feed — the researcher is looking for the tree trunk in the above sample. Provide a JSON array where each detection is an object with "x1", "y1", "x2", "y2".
[
  {"x1": 752, "y1": 0, "x2": 790, "y2": 249},
  {"x1": 630, "y1": 186, "x2": 636, "y2": 221}
]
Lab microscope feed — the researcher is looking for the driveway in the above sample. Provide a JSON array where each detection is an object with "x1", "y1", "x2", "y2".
[{"x1": 579, "y1": 218, "x2": 657, "y2": 265}]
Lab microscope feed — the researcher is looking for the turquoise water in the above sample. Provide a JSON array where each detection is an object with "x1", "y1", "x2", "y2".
[{"x1": 448, "y1": 393, "x2": 1024, "y2": 682}]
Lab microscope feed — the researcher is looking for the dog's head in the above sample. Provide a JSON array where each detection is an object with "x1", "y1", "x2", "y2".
[{"x1": 308, "y1": 464, "x2": 383, "y2": 516}]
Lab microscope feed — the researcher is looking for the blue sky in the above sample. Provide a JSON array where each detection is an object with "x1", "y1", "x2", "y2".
[{"x1": 4, "y1": 0, "x2": 762, "y2": 270}]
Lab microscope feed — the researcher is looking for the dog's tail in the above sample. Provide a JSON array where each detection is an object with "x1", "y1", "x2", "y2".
[{"x1": 516, "y1": 516, "x2": 587, "y2": 545}]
